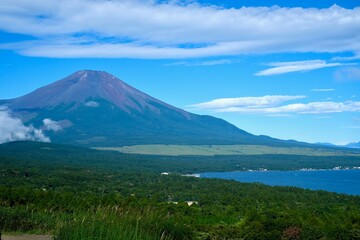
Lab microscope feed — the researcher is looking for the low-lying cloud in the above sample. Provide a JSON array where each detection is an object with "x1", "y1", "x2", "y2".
[
  {"x1": 84, "y1": 101, "x2": 100, "y2": 107},
  {"x1": 43, "y1": 118, "x2": 62, "y2": 132},
  {"x1": 0, "y1": 107, "x2": 50, "y2": 144}
]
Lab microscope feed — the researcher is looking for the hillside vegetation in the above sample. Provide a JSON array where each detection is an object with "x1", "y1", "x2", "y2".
[
  {"x1": 0, "y1": 141, "x2": 359, "y2": 239},
  {"x1": 1, "y1": 142, "x2": 360, "y2": 173}
]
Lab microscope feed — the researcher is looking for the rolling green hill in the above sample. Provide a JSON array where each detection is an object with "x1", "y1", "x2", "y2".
[
  {"x1": 96, "y1": 144, "x2": 360, "y2": 156},
  {"x1": 1, "y1": 141, "x2": 360, "y2": 173}
]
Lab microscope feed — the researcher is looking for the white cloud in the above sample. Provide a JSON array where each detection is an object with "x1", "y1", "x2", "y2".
[
  {"x1": 271, "y1": 101, "x2": 360, "y2": 114},
  {"x1": 332, "y1": 52, "x2": 360, "y2": 61},
  {"x1": 193, "y1": 59, "x2": 238, "y2": 66},
  {"x1": 0, "y1": 107, "x2": 50, "y2": 144},
  {"x1": 42, "y1": 118, "x2": 61, "y2": 131},
  {"x1": 189, "y1": 96, "x2": 360, "y2": 114},
  {"x1": 165, "y1": 59, "x2": 237, "y2": 66},
  {"x1": 188, "y1": 95, "x2": 306, "y2": 110},
  {"x1": 311, "y1": 88, "x2": 335, "y2": 92},
  {"x1": 0, "y1": 1, "x2": 360, "y2": 58},
  {"x1": 334, "y1": 67, "x2": 360, "y2": 82},
  {"x1": 163, "y1": 61, "x2": 189, "y2": 66},
  {"x1": 84, "y1": 101, "x2": 99, "y2": 107},
  {"x1": 255, "y1": 60, "x2": 345, "y2": 76}
]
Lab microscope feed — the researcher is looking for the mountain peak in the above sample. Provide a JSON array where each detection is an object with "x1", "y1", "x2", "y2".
[
  {"x1": 6, "y1": 70, "x2": 170, "y2": 113},
  {"x1": 68, "y1": 70, "x2": 117, "y2": 82},
  {"x1": 58, "y1": 70, "x2": 126, "y2": 88}
]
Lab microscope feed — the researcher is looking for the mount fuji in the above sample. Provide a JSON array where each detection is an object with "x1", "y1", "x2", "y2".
[{"x1": 1, "y1": 70, "x2": 303, "y2": 147}]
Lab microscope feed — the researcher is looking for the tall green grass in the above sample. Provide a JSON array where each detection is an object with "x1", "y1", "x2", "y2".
[
  {"x1": 55, "y1": 218, "x2": 161, "y2": 240},
  {"x1": 0, "y1": 205, "x2": 193, "y2": 239},
  {"x1": 54, "y1": 206, "x2": 193, "y2": 240},
  {"x1": 0, "y1": 207, "x2": 56, "y2": 233}
]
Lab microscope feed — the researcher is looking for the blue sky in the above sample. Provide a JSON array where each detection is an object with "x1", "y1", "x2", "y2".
[{"x1": 1, "y1": 0, "x2": 360, "y2": 145}]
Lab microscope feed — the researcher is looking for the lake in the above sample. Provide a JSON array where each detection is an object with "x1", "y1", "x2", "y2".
[{"x1": 200, "y1": 169, "x2": 360, "y2": 195}]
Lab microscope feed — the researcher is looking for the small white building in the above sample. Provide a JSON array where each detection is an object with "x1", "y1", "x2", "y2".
[{"x1": 185, "y1": 201, "x2": 198, "y2": 206}]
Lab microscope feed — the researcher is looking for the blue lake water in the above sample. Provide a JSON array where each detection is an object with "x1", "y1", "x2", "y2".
[{"x1": 200, "y1": 169, "x2": 360, "y2": 195}]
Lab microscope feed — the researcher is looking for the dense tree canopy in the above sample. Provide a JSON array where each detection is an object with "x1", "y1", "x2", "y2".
[{"x1": 0, "y1": 142, "x2": 359, "y2": 239}]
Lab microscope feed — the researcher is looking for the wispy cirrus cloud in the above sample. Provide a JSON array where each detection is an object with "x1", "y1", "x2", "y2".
[
  {"x1": 0, "y1": 1, "x2": 360, "y2": 58},
  {"x1": 255, "y1": 60, "x2": 346, "y2": 76},
  {"x1": 311, "y1": 88, "x2": 335, "y2": 92},
  {"x1": 188, "y1": 95, "x2": 306, "y2": 110},
  {"x1": 188, "y1": 96, "x2": 360, "y2": 114},
  {"x1": 265, "y1": 101, "x2": 360, "y2": 114},
  {"x1": 334, "y1": 67, "x2": 360, "y2": 82},
  {"x1": 165, "y1": 59, "x2": 238, "y2": 66},
  {"x1": 332, "y1": 52, "x2": 360, "y2": 61},
  {"x1": 193, "y1": 59, "x2": 238, "y2": 66}
]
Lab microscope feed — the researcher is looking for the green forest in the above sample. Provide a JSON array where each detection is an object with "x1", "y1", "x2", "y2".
[{"x1": 0, "y1": 141, "x2": 360, "y2": 239}]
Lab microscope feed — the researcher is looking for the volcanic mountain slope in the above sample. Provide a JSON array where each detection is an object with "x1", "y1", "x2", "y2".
[{"x1": 1, "y1": 70, "x2": 302, "y2": 147}]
